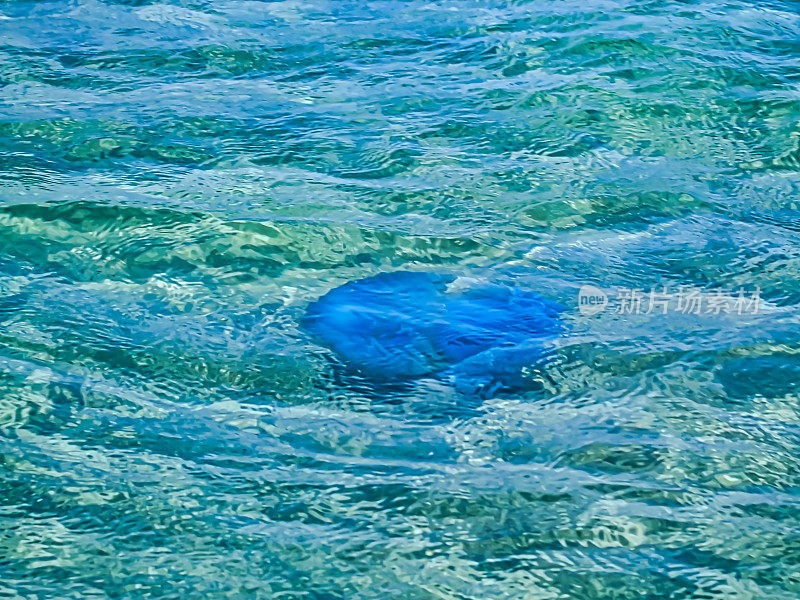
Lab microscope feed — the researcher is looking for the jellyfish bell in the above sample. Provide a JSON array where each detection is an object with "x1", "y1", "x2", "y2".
[{"x1": 303, "y1": 271, "x2": 565, "y2": 393}]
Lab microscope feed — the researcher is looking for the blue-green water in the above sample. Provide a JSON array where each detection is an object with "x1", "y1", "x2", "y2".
[{"x1": 3, "y1": 0, "x2": 800, "y2": 598}]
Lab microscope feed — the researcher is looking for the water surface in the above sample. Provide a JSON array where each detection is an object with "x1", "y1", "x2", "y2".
[{"x1": 2, "y1": 0, "x2": 800, "y2": 598}]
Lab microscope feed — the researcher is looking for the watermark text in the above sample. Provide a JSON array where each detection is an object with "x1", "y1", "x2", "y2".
[{"x1": 578, "y1": 285, "x2": 761, "y2": 316}]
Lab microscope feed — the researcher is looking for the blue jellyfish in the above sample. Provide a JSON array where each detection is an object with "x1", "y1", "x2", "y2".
[{"x1": 303, "y1": 271, "x2": 565, "y2": 395}]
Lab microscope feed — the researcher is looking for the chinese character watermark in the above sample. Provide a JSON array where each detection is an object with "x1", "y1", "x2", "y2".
[{"x1": 577, "y1": 285, "x2": 761, "y2": 316}]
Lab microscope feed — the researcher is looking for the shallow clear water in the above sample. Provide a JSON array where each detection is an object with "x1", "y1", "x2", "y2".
[{"x1": 2, "y1": 0, "x2": 800, "y2": 598}]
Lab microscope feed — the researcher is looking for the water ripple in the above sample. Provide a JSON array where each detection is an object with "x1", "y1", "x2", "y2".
[{"x1": 2, "y1": 0, "x2": 800, "y2": 598}]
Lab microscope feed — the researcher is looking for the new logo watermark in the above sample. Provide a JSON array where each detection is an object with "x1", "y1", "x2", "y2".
[
  {"x1": 578, "y1": 285, "x2": 608, "y2": 316},
  {"x1": 577, "y1": 286, "x2": 762, "y2": 316}
]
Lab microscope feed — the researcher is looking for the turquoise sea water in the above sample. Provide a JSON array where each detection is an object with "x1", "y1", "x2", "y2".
[{"x1": 3, "y1": 0, "x2": 800, "y2": 598}]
